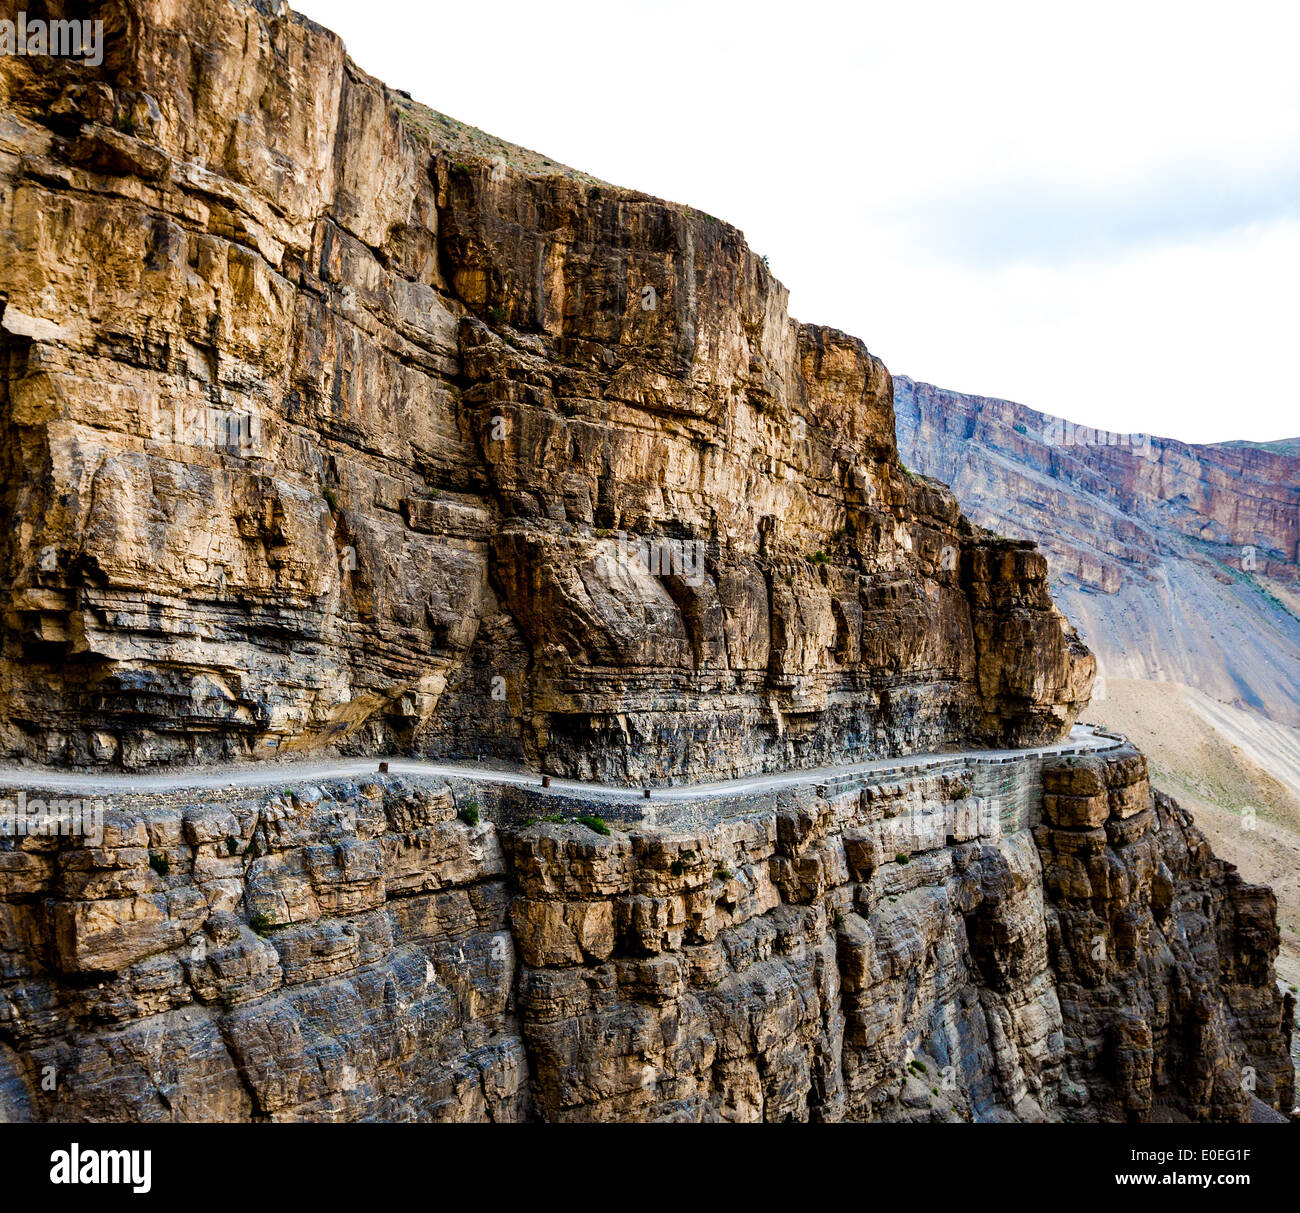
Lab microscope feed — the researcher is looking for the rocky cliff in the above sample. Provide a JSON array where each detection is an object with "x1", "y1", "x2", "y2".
[
  {"x1": 894, "y1": 376, "x2": 1300, "y2": 727},
  {"x1": 0, "y1": 0, "x2": 1293, "y2": 1126},
  {"x1": 0, "y1": 752, "x2": 1292, "y2": 1122},
  {"x1": 0, "y1": 0, "x2": 1092, "y2": 781}
]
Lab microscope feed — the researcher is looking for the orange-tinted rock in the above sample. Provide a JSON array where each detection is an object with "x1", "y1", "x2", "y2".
[{"x1": 0, "y1": 0, "x2": 1091, "y2": 781}]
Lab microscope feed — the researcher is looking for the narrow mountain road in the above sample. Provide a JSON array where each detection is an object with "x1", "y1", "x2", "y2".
[{"x1": 0, "y1": 724, "x2": 1123, "y2": 803}]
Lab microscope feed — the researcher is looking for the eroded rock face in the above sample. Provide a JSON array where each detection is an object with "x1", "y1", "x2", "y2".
[
  {"x1": 1038, "y1": 748, "x2": 1295, "y2": 1121},
  {"x1": 1, "y1": 779, "x2": 528, "y2": 1122},
  {"x1": 0, "y1": 757, "x2": 1290, "y2": 1122},
  {"x1": 894, "y1": 376, "x2": 1300, "y2": 726},
  {"x1": 0, "y1": 0, "x2": 1091, "y2": 779}
]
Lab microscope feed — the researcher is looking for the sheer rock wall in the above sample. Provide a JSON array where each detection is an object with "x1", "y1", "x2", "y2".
[
  {"x1": 0, "y1": 0, "x2": 1091, "y2": 780},
  {"x1": 0, "y1": 746, "x2": 1291, "y2": 1122}
]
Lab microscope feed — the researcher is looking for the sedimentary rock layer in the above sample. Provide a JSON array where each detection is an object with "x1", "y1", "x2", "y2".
[
  {"x1": 0, "y1": 746, "x2": 1291, "y2": 1121},
  {"x1": 0, "y1": 0, "x2": 1091, "y2": 779},
  {"x1": 894, "y1": 376, "x2": 1300, "y2": 725}
]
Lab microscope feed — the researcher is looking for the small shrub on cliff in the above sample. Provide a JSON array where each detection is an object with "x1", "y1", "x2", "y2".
[
  {"x1": 558, "y1": 402, "x2": 579, "y2": 418},
  {"x1": 249, "y1": 912, "x2": 276, "y2": 936},
  {"x1": 226, "y1": 836, "x2": 240, "y2": 856},
  {"x1": 578, "y1": 815, "x2": 610, "y2": 836},
  {"x1": 1014, "y1": 423, "x2": 1028, "y2": 435},
  {"x1": 322, "y1": 486, "x2": 339, "y2": 513},
  {"x1": 715, "y1": 865, "x2": 733, "y2": 881},
  {"x1": 148, "y1": 851, "x2": 169, "y2": 877},
  {"x1": 486, "y1": 305, "x2": 507, "y2": 324},
  {"x1": 458, "y1": 800, "x2": 480, "y2": 827},
  {"x1": 895, "y1": 852, "x2": 910, "y2": 865},
  {"x1": 806, "y1": 550, "x2": 829, "y2": 565}
]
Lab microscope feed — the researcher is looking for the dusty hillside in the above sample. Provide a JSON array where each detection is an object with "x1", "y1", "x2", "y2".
[
  {"x1": 892, "y1": 375, "x2": 1300, "y2": 997},
  {"x1": 1089, "y1": 678, "x2": 1300, "y2": 989},
  {"x1": 894, "y1": 376, "x2": 1300, "y2": 728}
]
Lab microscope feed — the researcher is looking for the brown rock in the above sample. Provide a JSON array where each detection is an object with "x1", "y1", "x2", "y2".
[{"x1": 0, "y1": 0, "x2": 1090, "y2": 780}]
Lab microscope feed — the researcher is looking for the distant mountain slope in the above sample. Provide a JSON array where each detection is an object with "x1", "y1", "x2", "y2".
[
  {"x1": 1217, "y1": 438, "x2": 1300, "y2": 458},
  {"x1": 1087, "y1": 677, "x2": 1300, "y2": 987},
  {"x1": 894, "y1": 376, "x2": 1300, "y2": 727}
]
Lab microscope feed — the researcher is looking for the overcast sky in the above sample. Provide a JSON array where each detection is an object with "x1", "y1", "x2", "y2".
[{"x1": 297, "y1": 0, "x2": 1298, "y2": 444}]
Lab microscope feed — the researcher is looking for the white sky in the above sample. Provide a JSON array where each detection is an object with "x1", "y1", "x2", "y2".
[{"x1": 296, "y1": 0, "x2": 1299, "y2": 444}]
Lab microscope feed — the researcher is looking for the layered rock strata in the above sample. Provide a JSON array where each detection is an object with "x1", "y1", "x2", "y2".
[
  {"x1": 0, "y1": 0, "x2": 1289, "y2": 1127},
  {"x1": 0, "y1": 0, "x2": 1090, "y2": 780},
  {"x1": 0, "y1": 747, "x2": 1291, "y2": 1122},
  {"x1": 893, "y1": 376, "x2": 1300, "y2": 725}
]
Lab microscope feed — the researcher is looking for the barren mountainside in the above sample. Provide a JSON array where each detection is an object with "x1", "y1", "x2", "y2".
[
  {"x1": 0, "y1": 0, "x2": 1095, "y2": 782},
  {"x1": 0, "y1": 0, "x2": 1293, "y2": 1125},
  {"x1": 0, "y1": 751, "x2": 1294, "y2": 1123},
  {"x1": 894, "y1": 376, "x2": 1300, "y2": 728}
]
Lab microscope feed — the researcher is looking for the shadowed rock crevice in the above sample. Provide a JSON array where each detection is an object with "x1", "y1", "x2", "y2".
[{"x1": 1037, "y1": 751, "x2": 1294, "y2": 1121}]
